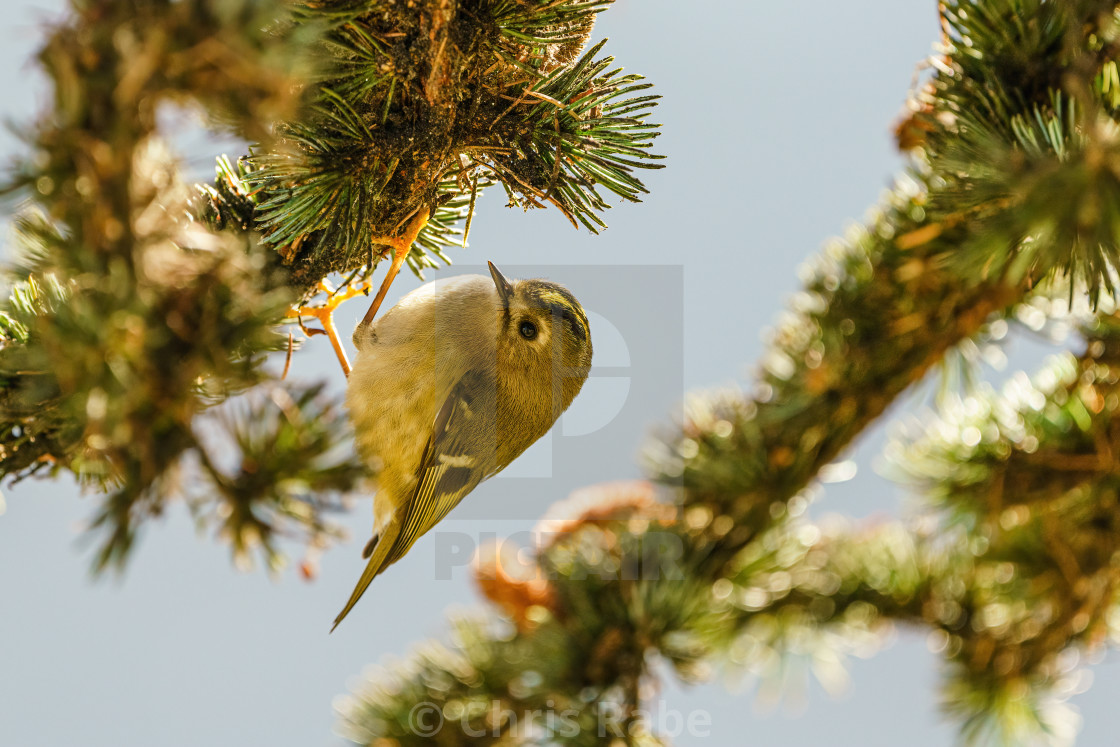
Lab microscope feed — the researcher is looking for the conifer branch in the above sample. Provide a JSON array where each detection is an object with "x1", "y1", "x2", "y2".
[
  {"x1": 0, "y1": 0, "x2": 369, "y2": 571},
  {"x1": 201, "y1": 0, "x2": 664, "y2": 292}
]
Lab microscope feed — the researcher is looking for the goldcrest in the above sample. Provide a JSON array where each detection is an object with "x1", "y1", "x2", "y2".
[{"x1": 333, "y1": 262, "x2": 592, "y2": 629}]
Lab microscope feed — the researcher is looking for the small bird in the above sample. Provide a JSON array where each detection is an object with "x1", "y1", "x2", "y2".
[{"x1": 333, "y1": 262, "x2": 593, "y2": 629}]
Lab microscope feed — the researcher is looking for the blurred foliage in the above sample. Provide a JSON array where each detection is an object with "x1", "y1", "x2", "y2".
[{"x1": 0, "y1": 0, "x2": 370, "y2": 572}]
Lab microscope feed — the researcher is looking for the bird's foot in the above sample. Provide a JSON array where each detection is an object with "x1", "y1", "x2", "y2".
[{"x1": 285, "y1": 206, "x2": 430, "y2": 379}]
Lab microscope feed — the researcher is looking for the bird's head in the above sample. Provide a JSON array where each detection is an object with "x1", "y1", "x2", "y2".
[{"x1": 487, "y1": 261, "x2": 593, "y2": 409}]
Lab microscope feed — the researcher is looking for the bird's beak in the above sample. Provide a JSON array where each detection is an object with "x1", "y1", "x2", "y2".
[{"x1": 488, "y1": 261, "x2": 514, "y2": 304}]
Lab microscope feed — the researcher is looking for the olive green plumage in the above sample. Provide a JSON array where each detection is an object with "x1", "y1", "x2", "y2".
[{"x1": 334, "y1": 263, "x2": 592, "y2": 629}]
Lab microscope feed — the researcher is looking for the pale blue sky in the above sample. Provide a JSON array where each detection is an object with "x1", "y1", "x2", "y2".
[{"x1": 3, "y1": 2, "x2": 1117, "y2": 746}]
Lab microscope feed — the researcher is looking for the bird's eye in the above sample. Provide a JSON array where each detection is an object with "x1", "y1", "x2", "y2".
[{"x1": 519, "y1": 320, "x2": 538, "y2": 340}]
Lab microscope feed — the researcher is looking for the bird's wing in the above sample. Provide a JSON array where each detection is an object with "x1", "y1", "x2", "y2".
[
  {"x1": 385, "y1": 368, "x2": 497, "y2": 566},
  {"x1": 331, "y1": 370, "x2": 495, "y2": 631}
]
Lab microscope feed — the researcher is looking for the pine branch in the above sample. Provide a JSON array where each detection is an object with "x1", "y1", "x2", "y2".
[
  {"x1": 646, "y1": 0, "x2": 1120, "y2": 574},
  {"x1": 885, "y1": 310, "x2": 1120, "y2": 744},
  {"x1": 199, "y1": 0, "x2": 663, "y2": 293},
  {"x1": 0, "y1": 0, "x2": 369, "y2": 571}
]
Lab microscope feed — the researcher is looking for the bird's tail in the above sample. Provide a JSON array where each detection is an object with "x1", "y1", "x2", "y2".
[{"x1": 331, "y1": 518, "x2": 402, "y2": 632}]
